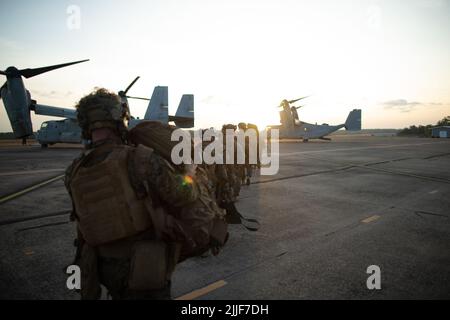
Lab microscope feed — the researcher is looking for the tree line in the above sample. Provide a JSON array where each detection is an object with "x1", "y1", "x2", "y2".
[{"x1": 398, "y1": 116, "x2": 450, "y2": 137}]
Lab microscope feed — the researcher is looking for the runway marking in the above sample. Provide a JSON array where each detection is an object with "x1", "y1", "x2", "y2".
[
  {"x1": 252, "y1": 165, "x2": 353, "y2": 185},
  {"x1": 252, "y1": 158, "x2": 450, "y2": 186},
  {"x1": 0, "y1": 210, "x2": 71, "y2": 227},
  {"x1": 175, "y1": 280, "x2": 227, "y2": 300},
  {"x1": 0, "y1": 168, "x2": 65, "y2": 177},
  {"x1": 429, "y1": 190, "x2": 438, "y2": 194},
  {"x1": 357, "y1": 165, "x2": 450, "y2": 184},
  {"x1": 16, "y1": 221, "x2": 69, "y2": 232},
  {"x1": 424, "y1": 152, "x2": 450, "y2": 160},
  {"x1": 0, "y1": 174, "x2": 65, "y2": 205},
  {"x1": 362, "y1": 215, "x2": 381, "y2": 223},
  {"x1": 415, "y1": 210, "x2": 448, "y2": 218},
  {"x1": 23, "y1": 248, "x2": 34, "y2": 256},
  {"x1": 279, "y1": 141, "x2": 449, "y2": 156}
]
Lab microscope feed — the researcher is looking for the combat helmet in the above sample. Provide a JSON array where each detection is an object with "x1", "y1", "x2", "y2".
[{"x1": 76, "y1": 88, "x2": 130, "y2": 140}]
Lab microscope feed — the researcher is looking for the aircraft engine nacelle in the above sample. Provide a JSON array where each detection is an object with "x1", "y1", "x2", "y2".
[
  {"x1": 0, "y1": 78, "x2": 33, "y2": 138},
  {"x1": 1, "y1": 60, "x2": 89, "y2": 139}
]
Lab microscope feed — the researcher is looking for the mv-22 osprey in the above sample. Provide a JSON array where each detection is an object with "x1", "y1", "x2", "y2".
[
  {"x1": 0, "y1": 60, "x2": 194, "y2": 147},
  {"x1": 267, "y1": 97, "x2": 362, "y2": 142}
]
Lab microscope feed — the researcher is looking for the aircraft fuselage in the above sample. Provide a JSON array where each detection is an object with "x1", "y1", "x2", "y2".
[{"x1": 269, "y1": 122, "x2": 345, "y2": 140}]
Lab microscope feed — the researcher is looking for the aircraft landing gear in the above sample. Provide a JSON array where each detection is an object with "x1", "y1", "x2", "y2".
[
  {"x1": 303, "y1": 139, "x2": 309, "y2": 143},
  {"x1": 41, "y1": 144, "x2": 48, "y2": 148}
]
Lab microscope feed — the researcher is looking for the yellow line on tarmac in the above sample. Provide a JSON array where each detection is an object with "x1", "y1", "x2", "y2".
[
  {"x1": 0, "y1": 174, "x2": 65, "y2": 205},
  {"x1": 361, "y1": 215, "x2": 381, "y2": 224},
  {"x1": 0, "y1": 169, "x2": 65, "y2": 177},
  {"x1": 175, "y1": 280, "x2": 227, "y2": 300}
]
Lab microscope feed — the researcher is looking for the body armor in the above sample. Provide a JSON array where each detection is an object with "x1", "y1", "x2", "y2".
[{"x1": 70, "y1": 144, "x2": 153, "y2": 246}]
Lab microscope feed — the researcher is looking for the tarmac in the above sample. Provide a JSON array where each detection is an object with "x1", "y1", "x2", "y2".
[{"x1": 0, "y1": 135, "x2": 449, "y2": 299}]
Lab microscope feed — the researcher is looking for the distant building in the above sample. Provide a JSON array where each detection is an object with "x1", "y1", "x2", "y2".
[{"x1": 431, "y1": 126, "x2": 450, "y2": 138}]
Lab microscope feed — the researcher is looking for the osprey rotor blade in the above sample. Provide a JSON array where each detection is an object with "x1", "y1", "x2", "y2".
[
  {"x1": 0, "y1": 82, "x2": 6, "y2": 98},
  {"x1": 19, "y1": 59, "x2": 89, "y2": 79},
  {"x1": 124, "y1": 76, "x2": 140, "y2": 95},
  {"x1": 126, "y1": 95, "x2": 151, "y2": 101},
  {"x1": 0, "y1": 70, "x2": 6, "y2": 76},
  {"x1": 289, "y1": 96, "x2": 310, "y2": 104}
]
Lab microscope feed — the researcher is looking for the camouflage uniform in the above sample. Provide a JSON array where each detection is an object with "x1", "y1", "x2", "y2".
[
  {"x1": 127, "y1": 121, "x2": 228, "y2": 262},
  {"x1": 244, "y1": 123, "x2": 261, "y2": 185},
  {"x1": 220, "y1": 124, "x2": 239, "y2": 201},
  {"x1": 66, "y1": 140, "x2": 200, "y2": 299},
  {"x1": 65, "y1": 89, "x2": 222, "y2": 300}
]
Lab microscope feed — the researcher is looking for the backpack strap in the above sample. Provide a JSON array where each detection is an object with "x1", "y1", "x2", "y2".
[{"x1": 223, "y1": 202, "x2": 260, "y2": 232}]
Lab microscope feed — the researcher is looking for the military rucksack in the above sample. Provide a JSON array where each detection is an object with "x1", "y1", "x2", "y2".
[{"x1": 128, "y1": 122, "x2": 229, "y2": 256}]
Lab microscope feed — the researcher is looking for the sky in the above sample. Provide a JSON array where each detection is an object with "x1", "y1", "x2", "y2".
[{"x1": 0, "y1": 0, "x2": 449, "y2": 131}]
